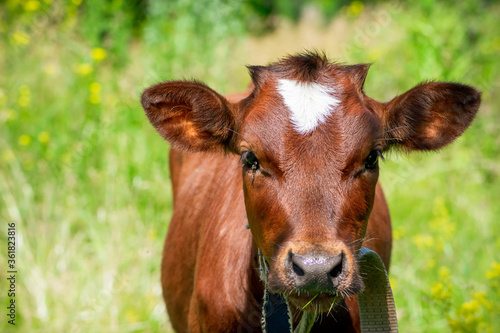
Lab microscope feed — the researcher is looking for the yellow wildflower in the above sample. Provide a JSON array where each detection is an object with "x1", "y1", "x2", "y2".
[
  {"x1": 76, "y1": 63, "x2": 93, "y2": 76},
  {"x1": 389, "y1": 277, "x2": 396, "y2": 291},
  {"x1": 147, "y1": 229, "x2": 157, "y2": 241},
  {"x1": 89, "y1": 95, "x2": 100, "y2": 104},
  {"x1": 431, "y1": 282, "x2": 451, "y2": 300},
  {"x1": 347, "y1": 1, "x2": 364, "y2": 17},
  {"x1": 125, "y1": 309, "x2": 139, "y2": 323},
  {"x1": 38, "y1": 131, "x2": 50, "y2": 144},
  {"x1": 486, "y1": 262, "x2": 500, "y2": 279},
  {"x1": 12, "y1": 31, "x2": 30, "y2": 45},
  {"x1": 91, "y1": 48, "x2": 107, "y2": 61},
  {"x1": 18, "y1": 85, "x2": 31, "y2": 107},
  {"x1": 431, "y1": 266, "x2": 454, "y2": 316},
  {"x1": 90, "y1": 82, "x2": 101, "y2": 94},
  {"x1": 393, "y1": 230, "x2": 400, "y2": 240},
  {"x1": 24, "y1": 0, "x2": 40, "y2": 11},
  {"x1": 434, "y1": 238, "x2": 444, "y2": 253},
  {"x1": 471, "y1": 291, "x2": 492, "y2": 310},
  {"x1": 429, "y1": 197, "x2": 455, "y2": 237},
  {"x1": 393, "y1": 227, "x2": 406, "y2": 240},
  {"x1": 19, "y1": 135, "x2": 31, "y2": 146},
  {"x1": 412, "y1": 234, "x2": 434, "y2": 249},
  {"x1": 368, "y1": 48, "x2": 383, "y2": 61},
  {"x1": 18, "y1": 96, "x2": 29, "y2": 107},
  {"x1": 439, "y1": 266, "x2": 451, "y2": 278},
  {"x1": 461, "y1": 300, "x2": 480, "y2": 313},
  {"x1": 90, "y1": 82, "x2": 101, "y2": 104},
  {"x1": 20, "y1": 85, "x2": 31, "y2": 95}
]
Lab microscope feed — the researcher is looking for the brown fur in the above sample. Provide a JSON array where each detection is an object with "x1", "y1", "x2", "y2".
[{"x1": 141, "y1": 52, "x2": 480, "y2": 332}]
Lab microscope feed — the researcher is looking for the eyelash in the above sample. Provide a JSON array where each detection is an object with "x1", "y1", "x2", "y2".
[
  {"x1": 241, "y1": 151, "x2": 260, "y2": 170},
  {"x1": 365, "y1": 150, "x2": 384, "y2": 170}
]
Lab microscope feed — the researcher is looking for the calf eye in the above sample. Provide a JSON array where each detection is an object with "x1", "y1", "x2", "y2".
[
  {"x1": 365, "y1": 150, "x2": 382, "y2": 170},
  {"x1": 241, "y1": 151, "x2": 259, "y2": 170}
]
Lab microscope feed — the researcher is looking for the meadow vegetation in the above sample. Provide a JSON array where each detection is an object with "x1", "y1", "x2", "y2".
[{"x1": 1, "y1": 0, "x2": 499, "y2": 332}]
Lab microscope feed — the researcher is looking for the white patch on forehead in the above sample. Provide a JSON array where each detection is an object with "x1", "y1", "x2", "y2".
[{"x1": 277, "y1": 79, "x2": 340, "y2": 134}]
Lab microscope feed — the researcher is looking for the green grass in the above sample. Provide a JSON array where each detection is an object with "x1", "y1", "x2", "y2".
[{"x1": 1, "y1": 1, "x2": 499, "y2": 332}]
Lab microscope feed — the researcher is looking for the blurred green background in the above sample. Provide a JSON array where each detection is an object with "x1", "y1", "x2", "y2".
[{"x1": 1, "y1": 0, "x2": 499, "y2": 332}]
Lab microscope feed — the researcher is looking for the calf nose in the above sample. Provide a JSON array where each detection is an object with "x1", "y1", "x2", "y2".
[{"x1": 288, "y1": 252, "x2": 345, "y2": 292}]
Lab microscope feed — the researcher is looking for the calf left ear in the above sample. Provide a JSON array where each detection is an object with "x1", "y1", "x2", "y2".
[
  {"x1": 381, "y1": 82, "x2": 481, "y2": 151},
  {"x1": 141, "y1": 81, "x2": 237, "y2": 152}
]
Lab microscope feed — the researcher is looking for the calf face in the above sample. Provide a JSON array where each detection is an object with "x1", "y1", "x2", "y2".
[{"x1": 142, "y1": 52, "x2": 480, "y2": 312}]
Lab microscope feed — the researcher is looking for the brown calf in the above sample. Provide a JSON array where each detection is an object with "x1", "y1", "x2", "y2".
[{"x1": 141, "y1": 52, "x2": 480, "y2": 332}]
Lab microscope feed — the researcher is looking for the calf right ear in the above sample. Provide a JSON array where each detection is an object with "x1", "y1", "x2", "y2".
[{"x1": 141, "y1": 81, "x2": 237, "y2": 152}]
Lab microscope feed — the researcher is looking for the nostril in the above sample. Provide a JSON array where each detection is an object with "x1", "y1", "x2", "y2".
[
  {"x1": 328, "y1": 253, "x2": 344, "y2": 284},
  {"x1": 292, "y1": 262, "x2": 305, "y2": 276},
  {"x1": 329, "y1": 261, "x2": 343, "y2": 279}
]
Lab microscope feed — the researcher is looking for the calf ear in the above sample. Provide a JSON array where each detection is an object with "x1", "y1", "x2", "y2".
[
  {"x1": 381, "y1": 82, "x2": 481, "y2": 151},
  {"x1": 141, "y1": 81, "x2": 237, "y2": 152}
]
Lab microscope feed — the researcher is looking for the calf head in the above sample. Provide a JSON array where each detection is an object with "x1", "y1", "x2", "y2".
[{"x1": 142, "y1": 52, "x2": 480, "y2": 312}]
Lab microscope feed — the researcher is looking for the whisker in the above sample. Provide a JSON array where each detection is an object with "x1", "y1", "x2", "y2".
[
  {"x1": 225, "y1": 127, "x2": 244, "y2": 138},
  {"x1": 383, "y1": 125, "x2": 410, "y2": 134}
]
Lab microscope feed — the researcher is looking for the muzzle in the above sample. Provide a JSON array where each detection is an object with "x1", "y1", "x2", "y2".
[{"x1": 260, "y1": 247, "x2": 398, "y2": 333}]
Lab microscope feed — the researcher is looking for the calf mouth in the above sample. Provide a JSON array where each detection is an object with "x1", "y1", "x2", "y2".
[
  {"x1": 266, "y1": 266, "x2": 365, "y2": 313},
  {"x1": 285, "y1": 280, "x2": 364, "y2": 313},
  {"x1": 287, "y1": 291, "x2": 341, "y2": 313}
]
